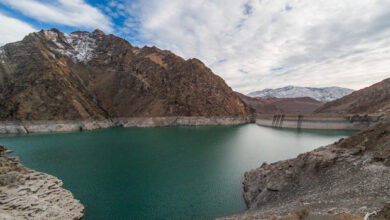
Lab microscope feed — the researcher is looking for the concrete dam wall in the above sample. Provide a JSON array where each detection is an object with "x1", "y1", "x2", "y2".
[{"x1": 256, "y1": 114, "x2": 387, "y2": 130}]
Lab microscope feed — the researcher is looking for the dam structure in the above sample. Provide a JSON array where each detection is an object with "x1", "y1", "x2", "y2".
[{"x1": 256, "y1": 114, "x2": 388, "y2": 130}]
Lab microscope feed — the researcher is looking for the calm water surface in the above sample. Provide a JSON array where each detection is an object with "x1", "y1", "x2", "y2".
[{"x1": 0, "y1": 124, "x2": 355, "y2": 219}]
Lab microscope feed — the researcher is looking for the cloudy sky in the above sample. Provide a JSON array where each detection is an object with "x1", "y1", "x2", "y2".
[{"x1": 0, "y1": 0, "x2": 389, "y2": 93}]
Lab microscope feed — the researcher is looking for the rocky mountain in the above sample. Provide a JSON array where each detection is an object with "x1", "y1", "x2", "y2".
[
  {"x1": 237, "y1": 93, "x2": 323, "y2": 114},
  {"x1": 315, "y1": 78, "x2": 390, "y2": 115},
  {"x1": 247, "y1": 86, "x2": 354, "y2": 102},
  {"x1": 0, "y1": 29, "x2": 251, "y2": 121}
]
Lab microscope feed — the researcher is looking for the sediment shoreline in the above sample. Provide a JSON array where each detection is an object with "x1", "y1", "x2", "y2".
[
  {"x1": 1, "y1": 115, "x2": 389, "y2": 134},
  {"x1": 0, "y1": 116, "x2": 253, "y2": 134}
]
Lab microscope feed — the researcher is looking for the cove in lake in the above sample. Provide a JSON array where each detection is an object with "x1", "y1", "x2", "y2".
[{"x1": 0, "y1": 124, "x2": 355, "y2": 219}]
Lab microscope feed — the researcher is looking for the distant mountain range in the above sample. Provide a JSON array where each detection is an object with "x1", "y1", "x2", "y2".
[{"x1": 247, "y1": 86, "x2": 354, "y2": 102}]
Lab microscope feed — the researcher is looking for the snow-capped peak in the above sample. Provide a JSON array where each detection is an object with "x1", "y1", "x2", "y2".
[
  {"x1": 44, "y1": 30, "x2": 97, "y2": 63},
  {"x1": 247, "y1": 86, "x2": 354, "y2": 102}
]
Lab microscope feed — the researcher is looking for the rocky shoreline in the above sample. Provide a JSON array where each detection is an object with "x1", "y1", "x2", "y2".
[
  {"x1": 0, "y1": 116, "x2": 253, "y2": 134},
  {"x1": 0, "y1": 146, "x2": 84, "y2": 219},
  {"x1": 219, "y1": 121, "x2": 390, "y2": 219}
]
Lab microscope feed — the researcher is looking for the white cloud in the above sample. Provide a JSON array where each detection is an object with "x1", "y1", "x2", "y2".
[
  {"x1": 125, "y1": 0, "x2": 390, "y2": 93},
  {"x1": 0, "y1": 13, "x2": 36, "y2": 46},
  {"x1": 0, "y1": 0, "x2": 113, "y2": 32}
]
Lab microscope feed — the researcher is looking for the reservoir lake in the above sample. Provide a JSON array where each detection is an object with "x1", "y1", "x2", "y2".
[{"x1": 0, "y1": 124, "x2": 355, "y2": 219}]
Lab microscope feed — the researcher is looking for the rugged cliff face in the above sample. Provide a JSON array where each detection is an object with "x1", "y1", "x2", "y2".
[
  {"x1": 0, "y1": 29, "x2": 251, "y2": 121},
  {"x1": 315, "y1": 78, "x2": 390, "y2": 115}
]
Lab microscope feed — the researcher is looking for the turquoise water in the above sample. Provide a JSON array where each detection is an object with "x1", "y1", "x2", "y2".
[{"x1": 0, "y1": 124, "x2": 354, "y2": 219}]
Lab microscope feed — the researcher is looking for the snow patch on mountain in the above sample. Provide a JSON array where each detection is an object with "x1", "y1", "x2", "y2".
[
  {"x1": 44, "y1": 30, "x2": 64, "y2": 49},
  {"x1": 44, "y1": 30, "x2": 97, "y2": 63},
  {"x1": 247, "y1": 86, "x2": 354, "y2": 102},
  {"x1": 0, "y1": 47, "x2": 5, "y2": 63},
  {"x1": 63, "y1": 32, "x2": 97, "y2": 63}
]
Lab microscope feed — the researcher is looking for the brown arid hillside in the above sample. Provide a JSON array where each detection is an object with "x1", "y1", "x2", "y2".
[
  {"x1": 315, "y1": 78, "x2": 390, "y2": 115},
  {"x1": 0, "y1": 29, "x2": 251, "y2": 121},
  {"x1": 237, "y1": 92, "x2": 323, "y2": 114}
]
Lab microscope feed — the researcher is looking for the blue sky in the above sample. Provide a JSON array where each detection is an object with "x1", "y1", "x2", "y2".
[
  {"x1": 0, "y1": 1, "x2": 135, "y2": 42},
  {"x1": 0, "y1": 0, "x2": 390, "y2": 93}
]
